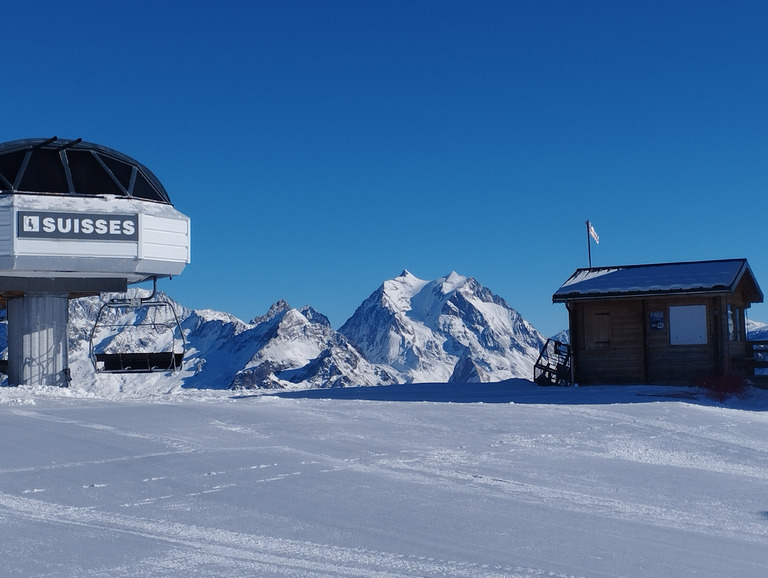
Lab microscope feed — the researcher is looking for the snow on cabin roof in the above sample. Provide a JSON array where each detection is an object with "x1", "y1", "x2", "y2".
[{"x1": 553, "y1": 259, "x2": 764, "y2": 303}]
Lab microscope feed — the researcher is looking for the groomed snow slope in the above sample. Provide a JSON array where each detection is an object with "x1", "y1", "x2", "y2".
[{"x1": 1, "y1": 381, "x2": 768, "y2": 577}]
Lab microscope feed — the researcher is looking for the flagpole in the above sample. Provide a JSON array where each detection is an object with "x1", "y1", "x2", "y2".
[{"x1": 586, "y1": 220, "x2": 592, "y2": 268}]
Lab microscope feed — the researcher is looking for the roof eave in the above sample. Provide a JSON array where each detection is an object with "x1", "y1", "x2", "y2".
[
  {"x1": 553, "y1": 287, "x2": 734, "y2": 304},
  {"x1": 731, "y1": 260, "x2": 764, "y2": 304}
]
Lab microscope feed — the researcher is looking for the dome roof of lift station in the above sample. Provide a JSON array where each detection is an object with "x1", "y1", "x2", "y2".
[{"x1": 0, "y1": 138, "x2": 190, "y2": 293}]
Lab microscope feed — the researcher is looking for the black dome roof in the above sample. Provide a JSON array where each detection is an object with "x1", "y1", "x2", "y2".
[{"x1": 0, "y1": 137, "x2": 171, "y2": 204}]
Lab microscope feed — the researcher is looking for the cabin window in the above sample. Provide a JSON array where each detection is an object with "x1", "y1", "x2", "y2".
[
  {"x1": 669, "y1": 305, "x2": 707, "y2": 345},
  {"x1": 585, "y1": 311, "x2": 611, "y2": 349},
  {"x1": 728, "y1": 305, "x2": 744, "y2": 341}
]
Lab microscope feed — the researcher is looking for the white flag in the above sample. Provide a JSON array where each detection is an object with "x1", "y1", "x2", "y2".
[{"x1": 588, "y1": 221, "x2": 599, "y2": 244}]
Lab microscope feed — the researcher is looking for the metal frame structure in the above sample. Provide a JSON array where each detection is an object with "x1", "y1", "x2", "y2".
[
  {"x1": 0, "y1": 137, "x2": 171, "y2": 202},
  {"x1": 533, "y1": 339, "x2": 572, "y2": 387},
  {"x1": 89, "y1": 278, "x2": 185, "y2": 374}
]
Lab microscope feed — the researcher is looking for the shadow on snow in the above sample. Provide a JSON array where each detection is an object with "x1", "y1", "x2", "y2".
[{"x1": 257, "y1": 379, "x2": 768, "y2": 409}]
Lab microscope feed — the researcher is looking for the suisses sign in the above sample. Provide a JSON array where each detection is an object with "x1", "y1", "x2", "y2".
[{"x1": 17, "y1": 211, "x2": 139, "y2": 241}]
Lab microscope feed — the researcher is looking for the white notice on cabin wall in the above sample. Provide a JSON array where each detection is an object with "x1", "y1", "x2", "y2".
[{"x1": 669, "y1": 305, "x2": 708, "y2": 345}]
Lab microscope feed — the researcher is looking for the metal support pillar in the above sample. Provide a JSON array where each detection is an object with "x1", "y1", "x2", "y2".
[{"x1": 7, "y1": 293, "x2": 70, "y2": 387}]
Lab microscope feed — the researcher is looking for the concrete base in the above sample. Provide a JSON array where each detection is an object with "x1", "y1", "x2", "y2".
[{"x1": 7, "y1": 294, "x2": 70, "y2": 387}]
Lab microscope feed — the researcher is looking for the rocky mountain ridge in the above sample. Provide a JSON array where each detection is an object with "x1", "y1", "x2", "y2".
[
  {"x1": 5, "y1": 271, "x2": 554, "y2": 391},
  {"x1": 339, "y1": 270, "x2": 546, "y2": 383}
]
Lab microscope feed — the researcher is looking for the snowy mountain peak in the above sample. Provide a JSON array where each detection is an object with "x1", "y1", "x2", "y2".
[
  {"x1": 299, "y1": 305, "x2": 331, "y2": 327},
  {"x1": 340, "y1": 271, "x2": 546, "y2": 383},
  {"x1": 250, "y1": 299, "x2": 292, "y2": 325},
  {"x1": 249, "y1": 300, "x2": 331, "y2": 329},
  {"x1": 440, "y1": 271, "x2": 468, "y2": 294},
  {"x1": 382, "y1": 271, "x2": 430, "y2": 312},
  {"x1": 231, "y1": 302, "x2": 398, "y2": 390}
]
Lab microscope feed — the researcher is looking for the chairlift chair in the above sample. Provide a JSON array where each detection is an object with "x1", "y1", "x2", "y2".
[
  {"x1": 533, "y1": 339, "x2": 572, "y2": 386},
  {"x1": 89, "y1": 278, "x2": 185, "y2": 373}
]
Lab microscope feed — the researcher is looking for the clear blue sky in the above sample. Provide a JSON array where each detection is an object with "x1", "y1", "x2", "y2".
[{"x1": 4, "y1": 1, "x2": 768, "y2": 336}]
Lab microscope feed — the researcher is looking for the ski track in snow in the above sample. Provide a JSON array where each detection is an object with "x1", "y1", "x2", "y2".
[
  {"x1": 2, "y1": 385, "x2": 768, "y2": 576},
  {"x1": 545, "y1": 404, "x2": 768, "y2": 479},
  {"x1": 334, "y1": 441, "x2": 768, "y2": 547},
  {"x1": 0, "y1": 491, "x2": 570, "y2": 578},
  {"x1": 0, "y1": 401, "x2": 564, "y2": 577}
]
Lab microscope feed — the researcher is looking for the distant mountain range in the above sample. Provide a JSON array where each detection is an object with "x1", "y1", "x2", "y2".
[
  {"x1": 747, "y1": 319, "x2": 768, "y2": 341},
  {"x1": 17, "y1": 270, "x2": 766, "y2": 392},
  {"x1": 40, "y1": 270, "x2": 549, "y2": 391}
]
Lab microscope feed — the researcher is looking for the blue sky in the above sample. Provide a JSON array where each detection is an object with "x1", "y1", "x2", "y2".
[{"x1": 3, "y1": 1, "x2": 768, "y2": 336}]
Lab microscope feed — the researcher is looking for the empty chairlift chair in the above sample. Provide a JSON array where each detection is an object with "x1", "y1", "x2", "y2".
[
  {"x1": 89, "y1": 279, "x2": 185, "y2": 373},
  {"x1": 533, "y1": 339, "x2": 572, "y2": 386}
]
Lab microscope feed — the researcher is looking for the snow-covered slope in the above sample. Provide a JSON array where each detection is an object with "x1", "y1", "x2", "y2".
[
  {"x1": 228, "y1": 302, "x2": 398, "y2": 390},
  {"x1": 1, "y1": 382, "x2": 768, "y2": 577},
  {"x1": 551, "y1": 329, "x2": 569, "y2": 344},
  {"x1": 748, "y1": 318, "x2": 768, "y2": 340},
  {"x1": 339, "y1": 270, "x2": 546, "y2": 383}
]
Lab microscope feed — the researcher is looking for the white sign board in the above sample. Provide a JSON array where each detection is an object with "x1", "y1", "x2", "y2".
[
  {"x1": 669, "y1": 305, "x2": 708, "y2": 345},
  {"x1": 17, "y1": 211, "x2": 138, "y2": 241}
]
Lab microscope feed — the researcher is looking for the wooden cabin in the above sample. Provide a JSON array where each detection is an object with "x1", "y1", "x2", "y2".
[{"x1": 552, "y1": 259, "x2": 764, "y2": 385}]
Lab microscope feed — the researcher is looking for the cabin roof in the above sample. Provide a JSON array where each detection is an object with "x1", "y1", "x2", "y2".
[{"x1": 553, "y1": 258, "x2": 764, "y2": 304}]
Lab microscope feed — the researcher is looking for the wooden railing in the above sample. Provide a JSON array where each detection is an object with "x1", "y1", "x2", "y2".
[
  {"x1": 732, "y1": 341, "x2": 768, "y2": 385},
  {"x1": 750, "y1": 340, "x2": 768, "y2": 371}
]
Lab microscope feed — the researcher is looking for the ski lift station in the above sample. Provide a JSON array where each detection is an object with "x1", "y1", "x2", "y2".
[{"x1": 0, "y1": 137, "x2": 191, "y2": 387}]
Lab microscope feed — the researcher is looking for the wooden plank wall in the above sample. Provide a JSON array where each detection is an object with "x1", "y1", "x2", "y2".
[
  {"x1": 644, "y1": 297, "x2": 715, "y2": 384},
  {"x1": 574, "y1": 299, "x2": 645, "y2": 384},
  {"x1": 569, "y1": 274, "x2": 761, "y2": 385}
]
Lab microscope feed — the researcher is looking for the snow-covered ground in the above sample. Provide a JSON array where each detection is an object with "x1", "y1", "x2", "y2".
[{"x1": 1, "y1": 380, "x2": 768, "y2": 577}]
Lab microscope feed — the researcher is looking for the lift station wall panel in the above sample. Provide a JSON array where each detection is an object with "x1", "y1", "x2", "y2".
[
  {"x1": 0, "y1": 209, "x2": 11, "y2": 255},
  {"x1": 140, "y1": 214, "x2": 190, "y2": 263},
  {"x1": 0, "y1": 194, "x2": 190, "y2": 281}
]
